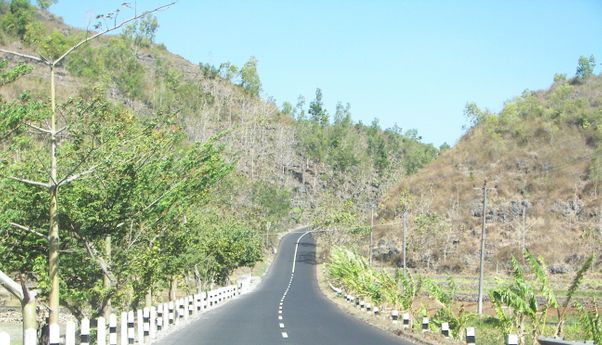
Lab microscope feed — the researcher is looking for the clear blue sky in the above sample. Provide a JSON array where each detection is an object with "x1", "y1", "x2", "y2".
[{"x1": 50, "y1": 1, "x2": 602, "y2": 147}]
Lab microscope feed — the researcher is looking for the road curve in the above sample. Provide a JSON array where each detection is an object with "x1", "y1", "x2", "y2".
[{"x1": 155, "y1": 231, "x2": 415, "y2": 345}]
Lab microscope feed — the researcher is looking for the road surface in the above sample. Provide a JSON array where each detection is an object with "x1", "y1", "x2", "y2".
[{"x1": 155, "y1": 231, "x2": 414, "y2": 345}]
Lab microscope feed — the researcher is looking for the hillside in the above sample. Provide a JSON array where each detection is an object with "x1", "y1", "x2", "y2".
[
  {"x1": 0, "y1": 2, "x2": 438, "y2": 229},
  {"x1": 380, "y1": 73, "x2": 602, "y2": 274}
]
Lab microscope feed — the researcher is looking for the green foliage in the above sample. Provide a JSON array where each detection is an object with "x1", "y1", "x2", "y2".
[
  {"x1": 0, "y1": 58, "x2": 32, "y2": 88},
  {"x1": 576, "y1": 300, "x2": 601, "y2": 344},
  {"x1": 575, "y1": 55, "x2": 596, "y2": 82},
  {"x1": 424, "y1": 275, "x2": 470, "y2": 340},
  {"x1": 239, "y1": 56, "x2": 261, "y2": 96},
  {"x1": 464, "y1": 102, "x2": 491, "y2": 128},
  {"x1": 0, "y1": 0, "x2": 34, "y2": 39},
  {"x1": 309, "y1": 88, "x2": 329, "y2": 127},
  {"x1": 122, "y1": 13, "x2": 159, "y2": 49}
]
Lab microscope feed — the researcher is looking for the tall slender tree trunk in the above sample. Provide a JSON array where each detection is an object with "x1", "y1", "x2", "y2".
[
  {"x1": 102, "y1": 235, "x2": 112, "y2": 319},
  {"x1": 48, "y1": 64, "x2": 60, "y2": 326},
  {"x1": 169, "y1": 277, "x2": 177, "y2": 301}
]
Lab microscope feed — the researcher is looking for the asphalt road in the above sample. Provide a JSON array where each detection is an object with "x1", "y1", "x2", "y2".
[{"x1": 155, "y1": 231, "x2": 414, "y2": 345}]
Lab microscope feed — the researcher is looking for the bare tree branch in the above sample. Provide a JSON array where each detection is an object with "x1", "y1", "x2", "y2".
[
  {"x1": 53, "y1": 2, "x2": 176, "y2": 66},
  {"x1": 58, "y1": 165, "x2": 98, "y2": 186},
  {"x1": 0, "y1": 48, "x2": 49, "y2": 64},
  {"x1": 10, "y1": 222, "x2": 47, "y2": 239},
  {"x1": 0, "y1": 174, "x2": 51, "y2": 189},
  {"x1": 0, "y1": 269, "x2": 24, "y2": 301},
  {"x1": 71, "y1": 231, "x2": 116, "y2": 285},
  {"x1": 25, "y1": 123, "x2": 52, "y2": 134}
]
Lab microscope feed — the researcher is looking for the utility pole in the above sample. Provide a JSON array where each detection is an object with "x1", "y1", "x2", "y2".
[
  {"x1": 521, "y1": 203, "x2": 527, "y2": 254},
  {"x1": 369, "y1": 205, "x2": 375, "y2": 266},
  {"x1": 476, "y1": 179, "x2": 494, "y2": 316},
  {"x1": 402, "y1": 210, "x2": 408, "y2": 274}
]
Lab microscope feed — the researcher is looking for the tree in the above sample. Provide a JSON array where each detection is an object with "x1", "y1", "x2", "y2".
[
  {"x1": 575, "y1": 54, "x2": 596, "y2": 82},
  {"x1": 0, "y1": 2, "x2": 174, "y2": 327},
  {"x1": 309, "y1": 88, "x2": 329, "y2": 126},
  {"x1": 240, "y1": 56, "x2": 261, "y2": 97}
]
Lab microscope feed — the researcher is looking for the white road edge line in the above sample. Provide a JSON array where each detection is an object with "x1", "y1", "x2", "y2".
[{"x1": 281, "y1": 332, "x2": 288, "y2": 339}]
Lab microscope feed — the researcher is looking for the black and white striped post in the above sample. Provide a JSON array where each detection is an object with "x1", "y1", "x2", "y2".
[
  {"x1": 466, "y1": 327, "x2": 476, "y2": 345},
  {"x1": 355, "y1": 298, "x2": 360, "y2": 307},
  {"x1": 188, "y1": 296, "x2": 194, "y2": 316},
  {"x1": 402, "y1": 312, "x2": 410, "y2": 330},
  {"x1": 143, "y1": 307, "x2": 150, "y2": 343},
  {"x1": 137, "y1": 309, "x2": 144, "y2": 344},
  {"x1": 65, "y1": 320, "x2": 75, "y2": 345},
  {"x1": 178, "y1": 299, "x2": 185, "y2": 321},
  {"x1": 391, "y1": 310, "x2": 400, "y2": 323},
  {"x1": 441, "y1": 322, "x2": 450, "y2": 338},
  {"x1": 162, "y1": 303, "x2": 169, "y2": 330},
  {"x1": 156, "y1": 304, "x2": 164, "y2": 332},
  {"x1": 109, "y1": 313, "x2": 117, "y2": 345},
  {"x1": 80, "y1": 318, "x2": 90, "y2": 345},
  {"x1": 120, "y1": 312, "x2": 128, "y2": 345},
  {"x1": 150, "y1": 306, "x2": 156, "y2": 339},
  {"x1": 506, "y1": 334, "x2": 519, "y2": 345},
  {"x1": 168, "y1": 301, "x2": 175, "y2": 325},
  {"x1": 0, "y1": 332, "x2": 9, "y2": 345},
  {"x1": 97, "y1": 316, "x2": 106, "y2": 345},
  {"x1": 359, "y1": 300, "x2": 365, "y2": 309},
  {"x1": 365, "y1": 303, "x2": 372, "y2": 313},
  {"x1": 422, "y1": 317, "x2": 430, "y2": 332},
  {"x1": 373, "y1": 306, "x2": 380, "y2": 316},
  {"x1": 196, "y1": 294, "x2": 202, "y2": 312},
  {"x1": 49, "y1": 323, "x2": 60, "y2": 345},
  {"x1": 127, "y1": 311, "x2": 135, "y2": 344}
]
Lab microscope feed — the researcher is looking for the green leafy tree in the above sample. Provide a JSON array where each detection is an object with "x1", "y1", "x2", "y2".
[
  {"x1": 309, "y1": 88, "x2": 329, "y2": 126},
  {"x1": 239, "y1": 56, "x2": 261, "y2": 96},
  {"x1": 575, "y1": 54, "x2": 596, "y2": 82}
]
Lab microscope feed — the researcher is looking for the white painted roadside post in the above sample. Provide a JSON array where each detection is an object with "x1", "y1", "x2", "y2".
[
  {"x1": 97, "y1": 316, "x2": 106, "y2": 345},
  {"x1": 137, "y1": 309, "x2": 144, "y2": 345},
  {"x1": 81, "y1": 318, "x2": 90, "y2": 345},
  {"x1": 65, "y1": 320, "x2": 76, "y2": 345},
  {"x1": 127, "y1": 311, "x2": 135, "y2": 344},
  {"x1": 359, "y1": 300, "x2": 365, "y2": 309},
  {"x1": 188, "y1": 296, "x2": 194, "y2": 316},
  {"x1": 150, "y1": 306, "x2": 157, "y2": 339},
  {"x1": 143, "y1": 307, "x2": 150, "y2": 343},
  {"x1": 156, "y1": 304, "x2": 163, "y2": 333},
  {"x1": 109, "y1": 313, "x2": 117, "y2": 345},
  {"x1": 506, "y1": 334, "x2": 519, "y2": 345},
  {"x1": 441, "y1": 322, "x2": 450, "y2": 338},
  {"x1": 422, "y1": 317, "x2": 430, "y2": 332},
  {"x1": 24, "y1": 320, "x2": 36, "y2": 345},
  {"x1": 120, "y1": 312, "x2": 128, "y2": 345},
  {"x1": 366, "y1": 303, "x2": 372, "y2": 314},
  {"x1": 373, "y1": 306, "x2": 380, "y2": 316},
  {"x1": 49, "y1": 323, "x2": 60, "y2": 345},
  {"x1": 178, "y1": 299, "x2": 185, "y2": 322},
  {"x1": 466, "y1": 327, "x2": 476, "y2": 345},
  {"x1": 402, "y1": 313, "x2": 410, "y2": 330},
  {"x1": 168, "y1": 301, "x2": 175, "y2": 325},
  {"x1": 391, "y1": 310, "x2": 399, "y2": 324},
  {"x1": 0, "y1": 332, "x2": 9, "y2": 345},
  {"x1": 163, "y1": 302, "x2": 169, "y2": 330}
]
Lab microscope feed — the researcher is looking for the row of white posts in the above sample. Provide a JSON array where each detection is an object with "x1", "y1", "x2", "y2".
[
  {"x1": 0, "y1": 285, "x2": 240, "y2": 345},
  {"x1": 337, "y1": 288, "x2": 528, "y2": 345}
]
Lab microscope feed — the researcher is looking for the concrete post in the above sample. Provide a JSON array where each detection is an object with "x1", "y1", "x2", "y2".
[
  {"x1": 143, "y1": 307, "x2": 150, "y2": 343},
  {"x1": 441, "y1": 322, "x2": 450, "y2": 338},
  {"x1": 120, "y1": 312, "x2": 127, "y2": 345},
  {"x1": 422, "y1": 317, "x2": 430, "y2": 332},
  {"x1": 108, "y1": 313, "x2": 117, "y2": 345},
  {"x1": 402, "y1": 313, "x2": 410, "y2": 329},
  {"x1": 49, "y1": 323, "x2": 60, "y2": 345},
  {"x1": 80, "y1": 318, "x2": 90, "y2": 345},
  {"x1": 466, "y1": 327, "x2": 476, "y2": 345},
  {"x1": 65, "y1": 320, "x2": 75, "y2": 345},
  {"x1": 136, "y1": 309, "x2": 144, "y2": 345},
  {"x1": 127, "y1": 311, "x2": 135, "y2": 344},
  {"x1": 97, "y1": 316, "x2": 106, "y2": 345}
]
